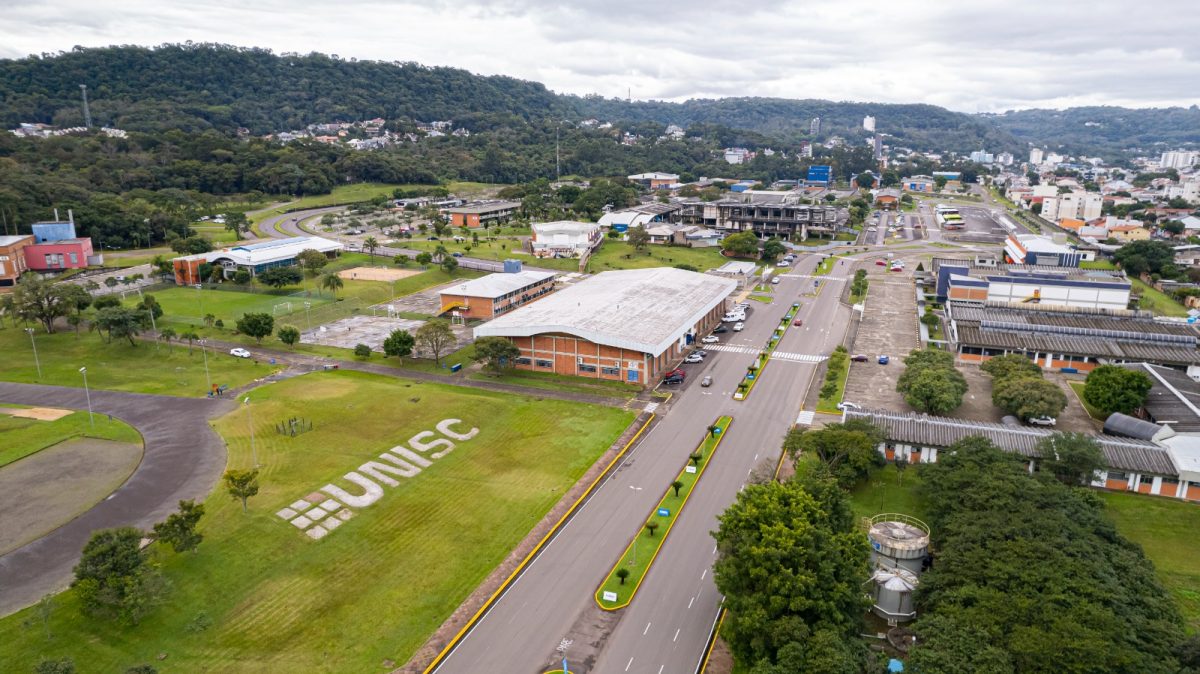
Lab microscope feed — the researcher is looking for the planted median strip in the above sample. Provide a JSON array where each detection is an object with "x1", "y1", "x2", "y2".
[
  {"x1": 734, "y1": 303, "x2": 800, "y2": 401},
  {"x1": 595, "y1": 416, "x2": 733, "y2": 610}
]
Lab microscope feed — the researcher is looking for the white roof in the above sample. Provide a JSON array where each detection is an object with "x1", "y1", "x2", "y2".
[
  {"x1": 598, "y1": 210, "x2": 663, "y2": 229},
  {"x1": 0, "y1": 235, "x2": 33, "y2": 247},
  {"x1": 176, "y1": 236, "x2": 343, "y2": 266},
  {"x1": 1180, "y1": 216, "x2": 1200, "y2": 230},
  {"x1": 474, "y1": 267, "x2": 736, "y2": 355},
  {"x1": 715, "y1": 261, "x2": 757, "y2": 275},
  {"x1": 531, "y1": 221, "x2": 598, "y2": 236},
  {"x1": 441, "y1": 270, "x2": 556, "y2": 299},
  {"x1": 628, "y1": 172, "x2": 680, "y2": 180}
]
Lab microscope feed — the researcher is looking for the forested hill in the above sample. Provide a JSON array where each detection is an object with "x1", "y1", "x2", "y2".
[{"x1": 1, "y1": 45, "x2": 1195, "y2": 156}]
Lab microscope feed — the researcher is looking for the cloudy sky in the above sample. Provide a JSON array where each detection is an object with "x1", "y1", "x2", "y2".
[{"x1": 2, "y1": 0, "x2": 1198, "y2": 113}]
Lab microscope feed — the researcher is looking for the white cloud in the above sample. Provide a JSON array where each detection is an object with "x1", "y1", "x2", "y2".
[{"x1": 0, "y1": 0, "x2": 1197, "y2": 112}]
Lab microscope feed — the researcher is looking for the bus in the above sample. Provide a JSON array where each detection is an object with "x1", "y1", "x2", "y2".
[{"x1": 935, "y1": 204, "x2": 965, "y2": 230}]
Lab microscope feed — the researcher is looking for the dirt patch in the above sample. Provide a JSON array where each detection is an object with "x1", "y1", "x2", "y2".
[
  {"x1": 337, "y1": 266, "x2": 423, "y2": 282},
  {"x1": 0, "y1": 437, "x2": 143, "y2": 555},
  {"x1": 1, "y1": 407, "x2": 73, "y2": 421}
]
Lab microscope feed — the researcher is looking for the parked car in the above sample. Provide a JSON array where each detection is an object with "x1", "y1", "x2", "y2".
[
  {"x1": 701, "y1": 375, "x2": 713, "y2": 387},
  {"x1": 1028, "y1": 416, "x2": 1057, "y2": 427},
  {"x1": 691, "y1": 349, "x2": 708, "y2": 357},
  {"x1": 889, "y1": 265, "x2": 904, "y2": 272},
  {"x1": 426, "y1": 236, "x2": 439, "y2": 241},
  {"x1": 875, "y1": 259, "x2": 887, "y2": 266},
  {"x1": 733, "y1": 322, "x2": 745, "y2": 331},
  {"x1": 702, "y1": 335, "x2": 720, "y2": 344},
  {"x1": 663, "y1": 375, "x2": 685, "y2": 385},
  {"x1": 837, "y1": 401, "x2": 861, "y2": 411},
  {"x1": 713, "y1": 325, "x2": 728, "y2": 334},
  {"x1": 878, "y1": 355, "x2": 890, "y2": 365},
  {"x1": 664, "y1": 368, "x2": 686, "y2": 379},
  {"x1": 850, "y1": 354, "x2": 869, "y2": 362},
  {"x1": 684, "y1": 354, "x2": 704, "y2": 364},
  {"x1": 771, "y1": 277, "x2": 781, "y2": 285},
  {"x1": 451, "y1": 252, "x2": 464, "y2": 257},
  {"x1": 793, "y1": 319, "x2": 804, "y2": 327},
  {"x1": 230, "y1": 348, "x2": 252, "y2": 358}
]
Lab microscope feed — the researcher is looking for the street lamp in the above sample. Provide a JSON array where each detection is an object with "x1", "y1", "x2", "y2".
[
  {"x1": 79, "y1": 366, "x2": 94, "y2": 428},
  {"x1": 244, "y1": 396, "x2": 258, "y2": 468},
  {"x1": 628, "y1": 485, "x2": 643, "y2": 566},
  {"x1": 25, "y1": 328, "x2": 41, "y2": 379},
  {"x1": 200, "y1": 339, "x2": 211, "y2": 393}
]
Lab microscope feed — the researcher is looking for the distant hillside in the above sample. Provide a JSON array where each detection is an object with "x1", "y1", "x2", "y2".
[{"x1": 1, "y1": 45, "x2": 1195, "y2": 157}]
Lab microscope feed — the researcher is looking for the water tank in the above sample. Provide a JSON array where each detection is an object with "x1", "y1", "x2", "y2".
[
  {"x1": 871, "y1": 567, "x2": 918, "y2": 623},
  {"x1": 867, "y1": 514, "x2": 930, "y2": 575},
  {"x1": 503, "y1": 259, "x2": 523, "y2": 274}
]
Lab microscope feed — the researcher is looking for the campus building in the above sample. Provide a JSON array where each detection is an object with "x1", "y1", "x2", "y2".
[
  {"x1": 530, "y1": 221, "x2": 602, "y2": 259},
  {"x1": 172, "y1": 236, "x2": 343, "y2": 285},
  {"x1": 0, "y1": 235, "x2": 34, "y2": 288},
  {"x1": 1003, "y1": 233, "x2": 1084, "y2": 267},
  {"x1": 474, "y1": 267, "x2": 736, "y2": 384},
  {"x1": 22, "y1": 219, "x2": 98, "y2": 272},
  {"x1": 437, "y1": 270, "x2": 557, "y2": 320},
  {"x1": 627, "y1": 172, "x2": 680, "y2": 189},
  {"x1": 443, "y1": 201, "x2": 520, "y2": 228}
]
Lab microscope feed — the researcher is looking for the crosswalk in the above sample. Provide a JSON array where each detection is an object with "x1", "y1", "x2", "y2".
[
  {"x1": 779, "y1": 273, "x2": 848, "y2": 282},
  {"x1": 795, "y1": 410, "x2": 816, "y2": 426},
  {"x1": 703, "y1": 344, "x2": 826, "y2": 363}
]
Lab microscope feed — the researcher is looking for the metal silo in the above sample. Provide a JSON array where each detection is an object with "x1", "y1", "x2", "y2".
[
  {"x1": 871, "y1": 567, "x2": 918, "y2": 623},
  {"x1": 867, "y1": 513, "x2": 930, "y2": 575}
]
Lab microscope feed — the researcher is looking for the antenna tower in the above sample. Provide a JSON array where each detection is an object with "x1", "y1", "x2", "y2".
[{"x1": 80, "y1": 84, "x2": 93, "y2": 129}]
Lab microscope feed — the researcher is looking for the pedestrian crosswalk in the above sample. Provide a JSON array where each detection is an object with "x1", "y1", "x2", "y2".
[
  {"x1": 795, "y1": 410, "x2": 816, "y2": 426},
  {"x1": 703, "y1": 344, "x2": 826, "y2": 363},
  {"x1": 643, "y1": 402, "x2": 659, "y2": 414},
  {"x1": 704, "y1": 344, "x2": 757, "y2": 355}
]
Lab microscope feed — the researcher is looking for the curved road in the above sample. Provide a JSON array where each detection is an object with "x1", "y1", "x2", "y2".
[{"x1": 0, "y1": 384, "x2": 234, "y2": 615}]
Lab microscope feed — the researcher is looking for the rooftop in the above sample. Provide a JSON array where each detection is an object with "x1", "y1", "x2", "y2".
[
  {"x1": 0, "y1": 235, "x2": 33, "y2": 247},
  {"x1": 444, "y1": 201, "x2": 521, "y2": 215},
  {"x1": 1124, "y1": 363, "x2": 1200, "y2": 433},
  {"x1": 474, "y1": 267, "x2": 736, "y2": 355},
  {"x1": 441, "y1": 270, "x2": 557, "y2": 300},
  {"x1": 531, "y1": 221, "x2": 599, "y2": 235},
  {"x1": 175, "y1": 236, "x2": 342, "y2": 266}
]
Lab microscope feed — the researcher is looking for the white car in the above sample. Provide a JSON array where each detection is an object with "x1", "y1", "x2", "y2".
[
  {"x1": 836, "y1": 401, "x2": 861, "y2": 411},
  {"x1": 684, "y1": 354, "x2": 704, "y2": 364},
  {"x1": 702, "y1": 335, "x2": 720, "y2": 344},
  {"x1": 733, "y1": 322, "x2": 745, "y2": 332},
  {"x1": 1028, "y1": 416, "x2": 1057, "y2": 427},
  {"x1": 776, "y1": 260, "x2": 790, "y2": 267},
  {"x1": 229, "y1": 347, "x2": 252, "y2": 358}
]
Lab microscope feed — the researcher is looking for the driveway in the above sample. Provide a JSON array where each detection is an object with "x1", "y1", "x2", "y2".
[{"x1": 0, "y1": 383, "x2": 234, "y2": 616}]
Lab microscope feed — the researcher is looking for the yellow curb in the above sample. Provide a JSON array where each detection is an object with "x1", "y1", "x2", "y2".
[
  {"x1": 594, "y1": 417, "x2": 733, "y2": 610},
  {"x1": 421, "y1": 413, "x2": 655, "y2": 674},
  {"x1": 697, "y1": 607, "x2": 728, "y2": 674}
]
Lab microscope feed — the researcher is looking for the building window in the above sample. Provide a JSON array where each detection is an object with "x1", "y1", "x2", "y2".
[
  {"x1": 515, "y1": 357, "x2": 532, "y2": 365},
  {"x1": 1107, "y1": 471, "x2": 1128, "y2": 481},
  {"x1": 69, "y1": 253, "x2": 78, "y2": 264},
  {"x1": 601, "y1": 367, "x2": 620, "y2": 376},
  {"x1": 578, "y1": 364, "x2": 597, "y2": 373},
  {"x1": 536, "y1": 359, "x2": 553, "y2": 368}
]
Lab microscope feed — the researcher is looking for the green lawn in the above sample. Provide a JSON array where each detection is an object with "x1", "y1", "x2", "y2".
[
  {"x1": 597, "y1": 417, "x2": 731, "y2": 609},
  {"x1": 248, "y1": 183, "x2": 411, "y2": 227},
  {"x1": 0, "y1": 410, "x2": 141, "y2": 467},
  {"x1": 401, "y1": 238, "x2": 732, "y2": 274},
  {"x1": 1080, "y1": 259, "x2": 1117, "y2": 270},
  {"x1": 846, "y1": 463, "x2": 928, "y2": 522},
  {"x1": 1132, "y1": 278, "x2": 1190, "y2": 317},
  {"x1": 0, "y1": 326, "x2": 274, "y2": 396},
  {"x1": 190, "y1": 223, "x2": 239, "y2": 245},
  {"x1": 1068, "y1": 381, "x2": 1106, "y2": 420},
  {"x1": 0, "y1": 370, "x2": 633, "y2": 672},
  {"x1": 468, "y1": 368, "x2": 642, "y2": 399},
  {"x1": 129, "y1": 286, "x2": 333, "y2": 330},
  {"x1": 1102, "y1": 491, "x2": 1200, "y2": 631}
]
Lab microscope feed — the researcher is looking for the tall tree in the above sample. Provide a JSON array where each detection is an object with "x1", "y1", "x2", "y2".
[
  {"x1": 296, "y1": 249, "x2": 328, "y2": 277},
  {"x1": 1083, "y1": 365, "x2": 1153, "y2": 416},
  {"x1": 320, "y1": 273, "x2": 344, "y2": 298},
  {"x1": 151, "y1": 500, "x2": 204, "y2": 553},
  {"x1": 626, "y1": 226, "x2": 651, "y2": 251},
  {"x1": 472, "y1": 336, "x2": 522, "y2": 373},
  {"x1": 223, "y1": 211, "x2": 248, "y2": 238},
  {"x1": 12, "y1": 275, "x2": 69, "y2": 333},
  {"x1": 382, "y1": 328, "x2": 415, "y2": 361},
  {"x1": 94, "y1": 306, "x2": 150, "y2": 346},
  {"x1": 223, "y1": 469, "x2": 260, "y2": 513},
  {"x1": 992, "y1": 376, "x2": 1066, "y2": 420},
  {"x1": 257, "y1": 266, "x2": 303, "y2": 288},
  {"x1": 1036, "y1": 432, "x2": 1106, "y2": 486},
  {"x1": 363, "y1": 236, "x2": 379, "y2": 261},
  {"x1": 71, "y1": 527, "x2": 162, "y2": 625},
  {"x1": 415, "y1": 318, "x2": 455, "y2": 365},
  {"x1": 235, "y1": 313, "x2": 275, "y2": 344},
  {"x1": 276, "y1": 324, "x2": 301, "y2": 348}
]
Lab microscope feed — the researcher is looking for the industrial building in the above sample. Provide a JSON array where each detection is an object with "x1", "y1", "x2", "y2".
[
  {"x1": 1003, "y1": 233, "x2": 1084, "y2": 267},
  {"x1": 172, "y1": 236, "x2": 343, "y2": 285},
  {"x1": 443, "y1": 201, "x2": 520, "y2": 228},
  {"x1": 474, "y1": 267, "x2": 736, "y2": 384},
  {"x1": 530, "y1": 221, "x2": 602, "y2": 258},
  {"x1": 0, "y1": 235, "x2": 34, "y2": 288},
  {"x1": 931, "y1": 257, "x2": 1128, "y2": 308},
  {"x1": 437, "y1": 269, "x2": 557, "y2": 320},
  {"x1": 673, "y1": 196, "x2": 843, "y2": 240},
  {"x1": 21, "y1": 219, "x2": 98, "y2": 272},
  {"x1": 627, "y1": 172, "x2": 680, "y2": 189}
]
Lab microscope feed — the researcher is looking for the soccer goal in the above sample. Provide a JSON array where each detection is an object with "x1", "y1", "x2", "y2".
[{"x1": 272, "y1": 301, "x2": 293, "y2": 316}]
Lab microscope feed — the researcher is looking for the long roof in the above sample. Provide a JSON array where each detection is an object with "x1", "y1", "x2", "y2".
[
  {"x1": 531, "y1": 221, "x2": 598, "y2": 236},
  {"x1": 1124, "y1": 362, "x2": 1200, "y2": 433},
  {"x1": 844, "y1": 408, "x2": 1178, "y2": 476},
  {"x1": 444, "y1": 201, "x2": 520, "y2": 215},
  {"x1": 441, "y1": 270, "x2": 556, "y2": 300},
  {"x1": 175, "y1": 236, "x2": 342, "y2": 266},
  {"x1": 0, "y1": 235, "x2": 33, "y2": 247},
  {"x1": 474, "y1": 267, "x2": 736, "y2": 355}
]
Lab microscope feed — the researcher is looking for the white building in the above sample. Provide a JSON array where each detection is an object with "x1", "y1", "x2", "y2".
[
  {"x1": 1029, "y1": 148, "x2": 1045, "y2": 164},
  {"x1": 969, "y1": 150, "x2": 994, "y2": 163},
  {"x1": 1161, "y1": 151, "x2": 1199, "y2": 170},
  {"x1": 530, "y1": 221, "x2": 602, "y2": 259},
  {"x1": 1044, "y1": 192, "x2": 1103, "y2": 222},
  {"x1": 863, "y1": 115, "x2": 876, "y2": 132},
  {"x1": 723, "y1": 147, "x2": 752, "y2": 164}
]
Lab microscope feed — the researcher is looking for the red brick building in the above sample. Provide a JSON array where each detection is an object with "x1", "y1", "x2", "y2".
[
  {"x1": 444, "y1": 201, "x2": 520, "y2": 228},
  {"x1": 438, "y1": 270, "x2": 557, "y2": 320},
  {"x1": 0, "y1": 235, "x2": 34, "y2": 288}
]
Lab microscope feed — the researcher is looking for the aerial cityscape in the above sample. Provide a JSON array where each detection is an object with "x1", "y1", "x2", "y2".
[{"x1": 1, "y1": 3, "x2": 1199, "y2": 673}]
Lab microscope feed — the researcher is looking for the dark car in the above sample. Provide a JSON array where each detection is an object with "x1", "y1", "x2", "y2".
[
  {"x1": 451, "y1": 252, "x2": 464, "y2": 257},
  {"x1": 850, "y1": 354, "x2": 869, "y2": 362},
  {"x1": 664, "y1": 368, "x2": 686, "y2": 380},
  {"x1": 427, "y1": 236, "x2": 440, "y2": 241},
  {"x1": 713, "y1": 325, "x2": 728, "y2": 334},
  {"x1": 663, "y1": 375, "x2": 685, "y2": 385}
]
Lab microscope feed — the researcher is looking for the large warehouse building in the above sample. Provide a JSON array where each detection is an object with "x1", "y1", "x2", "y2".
[
  {"x1": 474, "y1": 267, "x2": 736, "y2": 384},
  {"x1": 173, "y1": 236, "x2": 343, "y2": 285}
]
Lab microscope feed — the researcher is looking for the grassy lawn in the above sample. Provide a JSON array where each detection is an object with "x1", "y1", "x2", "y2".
[
  {"x1": 597, "y1": 417, "x2": 731, "y2": 609},
  {"x1": 1068, "y1": 381, "x2": 1106, "y2": 420},
  {"x1": 248, "y1": 183, "x2": 409, "y2": 226},
  {"x1": 1080, "y1": 259, "x2": 1117, "y2": 270},
  {"x1": 1102, "y1": 491, "x2": 1200, "y2": 631},
  {"x1": 102, "y1": 252, "x2": 165, "y2": 268},
  {"x1": 846, "y1": 463, "x2": 927, "y2": 522},
  {"x1": 130, "y1": 286, "x2": 333, "y2": 330},
  {"x1": 815, "y1": 354, "x2": 851, "y2": 414},
  {"x1": 0, "y1": 370, "x2": 633, "y2": 672},
  {"x1": 190, "y1": 223, "x2": 239, "y2": 245},
  {"x1": 1131, "y1": 278, "x2": 1190, "y2": 317},
  {"x1": 0, "y1": 410, "x2": 141, "y2": 467},
  {"x1": 0, "y1": 327, "x2": 274, "y2": 396},
  {"x1": 468, "y1": 368, "x2": 642, "y2": 399},
  {"x1": 587, "y1": 241, "x2": 729, "y2": 273}
]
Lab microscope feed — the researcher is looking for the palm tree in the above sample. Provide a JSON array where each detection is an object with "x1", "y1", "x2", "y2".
[
  {"x1": 181, "y1": 330, "x2": 200, "y2": 353},
  {"x1": 159, "y1": 327, "x2": 177, "y2": 351},
  {"x1": 364, "y1": 236, "x2": 379, "y2": 261},
  {"x1": 433, "y1": 244, "x2": 450, "y2": 263},
  {"x1": 671, "y1": 480, "x2": 684, "y2": 497},
  {"x1": 321, "y1": 273, "x2": 344, "y2": 298}
]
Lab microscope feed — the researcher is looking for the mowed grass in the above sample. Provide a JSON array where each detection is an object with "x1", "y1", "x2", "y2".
[
  {"x1": 0, "y1": 370, "x2": 634, "y2": 672},
  {"x1": 129, "y1": 286, "x2": 332, "y2": 330},
  {"x1": 1102, "y1": 491, "x2": 1200, "y2": 631},
  {"x1": 846, "y1": 463, "x2": 928, "y2": 522},
  {"x1": 468, "y1": 368, "x2": 642, "y2": 399},
  {"x1": 0, "y1": 410, "x2": 141, "y2": 467},
  {"x1": 1132, "y1": 278, "x2": 1190, "y2": 318},
  {"x1": 586, "y1": 241, "x2": 729, "y2": 273},
  {"x1": 0, "y1": 327, "x2": 273, "y2": 396}
]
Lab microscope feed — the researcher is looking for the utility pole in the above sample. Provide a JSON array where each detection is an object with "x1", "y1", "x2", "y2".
[
  {"x1": 79, "y1": 84, "x2": 93, "y2": 129},
  {"x1": 25, "y1": 328, "x2": 41, "y2": 379},
  {"x1": 556, "y1": 124, "x2": 561, "y2": 181},
  {"x1": 80, "y1": 367, "x2": 95, "y2": 428}
]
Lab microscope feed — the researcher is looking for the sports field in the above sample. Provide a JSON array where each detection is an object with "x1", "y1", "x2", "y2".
[
  {"x1": 129, "y1": 286, "x2": 332, "y2": 329},
  {"x1": 0, "y1": 408, "x2": 141, "y2": 467},
  {"x1": 0, "y1": 370, "x2": 634, "y2": 671}
]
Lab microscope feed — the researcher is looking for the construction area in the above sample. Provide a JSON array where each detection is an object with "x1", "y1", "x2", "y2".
[
  {"x1": 336, "y1": 266, "x2": 424, "y2": 282},
  {"x1": 299, "y1": 315, "x2": 473, "y2": 356}
]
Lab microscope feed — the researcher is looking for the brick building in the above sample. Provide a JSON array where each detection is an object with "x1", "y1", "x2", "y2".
[
  {"x1": 474, "y1": 267, "x2": 736, "y2": 385},
  {"x1": 444, "y1": 201, "x2": 520, "y2": 228},
  {"x1": 0, "y1": 235, "x2": 34, "y2": 288},
  {"x1": 438, "y1": 270, "x2": 557, "y2": 320}
]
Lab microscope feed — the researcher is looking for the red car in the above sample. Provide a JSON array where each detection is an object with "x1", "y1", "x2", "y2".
[
  {"x1": 664, "y1": 368, "x2": 686, "y2": 380},
  {"x1": 793, "y1": 319, "x2": 803, "y2": 327},
  {"x1": 875, "y1": 259, "x2": 887, "y2": 266}
]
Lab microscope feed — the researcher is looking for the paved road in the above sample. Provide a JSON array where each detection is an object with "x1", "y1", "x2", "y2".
[
  {"x1": 0, "y1": 384, "x2": 234, "y2": 616},
  {"x1": 433, "y1": 254, "x2": 853, "y2": 673}
]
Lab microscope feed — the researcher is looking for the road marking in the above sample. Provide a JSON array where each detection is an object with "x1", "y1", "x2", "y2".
[
  {"x1": 688, "y1": 596, "x2": 695, "y2": 608},
  {"x1": 658, "y1": 666, "x2": 665, "y2": 674},
  {"x1": 701, "y1": 569, "x2": 707, "y2": 580},
  {"x1": 643, "y1": 402, "x2": 659, "y2": 414},
  {"x1": 674, "y1": 628, "x2": 681, "y2": 643},
  {"x1": 753, "y1": 453, "x2": 759, "y2": 461},
  {"x1": 712, "y1": 545, "x2": 717, "y2": 555},
  {"x1": 796, "y1": 410, "x2": 816, "y2": 425},
  {"x1": 626, "y1": 657, "x2": 634, "y2": 671},
  {"x1": 644, "y1": 622, "x2": 652, "y2": 635}
]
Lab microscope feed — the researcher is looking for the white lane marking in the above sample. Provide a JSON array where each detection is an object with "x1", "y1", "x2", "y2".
[
  {"x1": 688, "y1": 596, "x2": 695, "y2": 609},
  {"x1": 753, "y1": 453, "x2": 759, "y2": 461},
  {"x1": 658, "y1": 665, "x2": 665, "y2": 674},
  {"x1": 701, "y1": 569, "x2": 707, "y2": 580},
  {"x1": 673, "y1": 628, "x2": 681, "y2": 643},
  {"x1": 712, "y1": 545, "x2": 717, "y2": 555},
  {"x1": 626, "y1": 657, "x2": 634, "y2": 671},
  {"x1": 644, "y1": 621, "x2": 652, "y2": 635}
]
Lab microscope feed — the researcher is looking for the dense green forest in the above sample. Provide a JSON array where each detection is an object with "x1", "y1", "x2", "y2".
[{"x1": 988, "y1": 106, "x2": 1200, "y2": 156}]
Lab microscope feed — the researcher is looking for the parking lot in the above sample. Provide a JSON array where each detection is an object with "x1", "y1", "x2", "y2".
[
  {"x1": 842, "y1": 268, "x2": 921, "y2": 410},
  {"x1": 944, "y1": 205, "x2": 1007, "y2": 244}
]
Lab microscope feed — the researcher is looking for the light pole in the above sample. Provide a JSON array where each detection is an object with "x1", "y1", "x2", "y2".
[
  {"x1": 79, "y1": 367, "x2": 94, "y2": 428},
  {"x1": 628, "y1": 485, "x2": 643, "y2": 566},
  {"x1": 304, "y1": 302, "x2": 312, "y2": 331},
  {"x1": 200, "y1": 339, "x2": 211, "y2": 393},
  {"x1": 148, "y1": 307, "x2": 159, "y2": 352},
  {"x1": 244, "y1": 396, "x2": 258, "y2": 468},
  {"x1": 25, "y1": 328, "x2": 41, "y2": 379}
]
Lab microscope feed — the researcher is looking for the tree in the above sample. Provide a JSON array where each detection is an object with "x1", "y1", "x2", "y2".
[
  {"x1": 433, "y1": 244, "x2": 450, "y2": 262},
  {"x1": 1037, "y1": 432, "x2": 1106, "y2": 486},
  {"x1": 197, "y1": 262, "x2": 214, "y2": 283},
  {"x1": 34, "y1": 658, "x2": 76, "y2": 674},
  {"x1": 722, "y1": 231, "x2": 760, "y2": 258},
  {"x1": 440, "y1": 255, "x2": 459, "y2": 274},
  {"x1": 137, "y1": 294, "x2": 163, "y2": 321},
  {"x1": 689, "y1": 452, "x2": 702, "y2": 466},
  {"x1": 363, "y1": 236, "x2": 379, "y2": 260},
  {"x1": 170, "y1": 236, "x2": 212, "y2": 255},
  {"x1": 72, "y1": 527, "x2": 161, "y2": 625},
  {"x1": 151, "y1": 500, "x2": 204, "y2": 553},
  {"x1": 616, "y1": 568, "x2": 630, "y2": 585},
  {"x1": 235, "y1": 312, "x2": 274, "y2": 344},
  {"x1": 223, "y1": 469, "x2": 260, "y2": 513},
  {"x1": 644, "y1": 520, "x2": 660, "y2": 537},
  {"x1": 257, "y1": 266, "x2": 303, "y2": 288},
  {"x1": 12, "y1": 275, "x2": 69, "y2": 333},
  {"x1": 761, "y1": 239, "x2": 787, "y2": 261},
  {"x1": 472, "y1": 336, "x2": 521, "y2": 373},
  {"x1": 232, "y1": 269, "x2": 252, "y2": 286},
  {"x1": 992, "y1": 376, "x2": 1066, "y2": 420},
  {"x1": 277, "y1": 324, "x2": 300, "y2": 348},
  {"x1": 902, "y1": 366, "x2": 967, "y2": 414},
  {"x1": 320, "y1": 272, "x2": 344, "y2": 298},
  {"x1": 415, "y1": 252, "x2": 433, "y2": 268},
  {"x1": 713, "y1": 479, "x2": 869, "y2": 668},
  {"x1": 1083, "y1": 365, "x2": 1152, "y2": 416},
  {"x1": 671, "y1": 480, "x2": 684, "y2": 497},
  {"x1": 626, "y1": 226, "x2": 651, "y2": 251},
  {"x1": 223, "y1": 211, "x2": 248, "y2": 238},
  {"x1": 354, "y1": 343, "x2": 372, "y2": 358},
  {"x1": 382, "y1": 328, "x2": 415, "y2": 360},
  {"x1": 393, "y1": 254, "x2": 409, "y2": 267},
  {"x1": 415, "y1": 318, "x2": 455, "y2": 365},
  {"x1": 1113, "y1": 239, "x2": 1178, "y2": 278},
  {"x1": 158, "y1": 326, "x2": 176, "y2": 350},
  {"x1": 296, "y1": 249, "x2": 328, "y2": 277},
  {"x1": 203, "y1": 313, "x2": 216, "y2": 328},
  {"x1": 789, "y1": 422, "x2": 884, "y2": 487},
  {"x1": 855, "y1": 171, "x2": 877, "y2": 188},
  {"x1": 94, "y1": 307, "x2": 150, "y2": 346},
  {"x1": 104, "y1": 276, "x2": 119, "y2": 289},
  {"x1": 980, "y1": 353, "x2": 1042, "y2": 381},
  {"x1": 181, "y1": 330, "x2": 200, "y2": 352}
]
